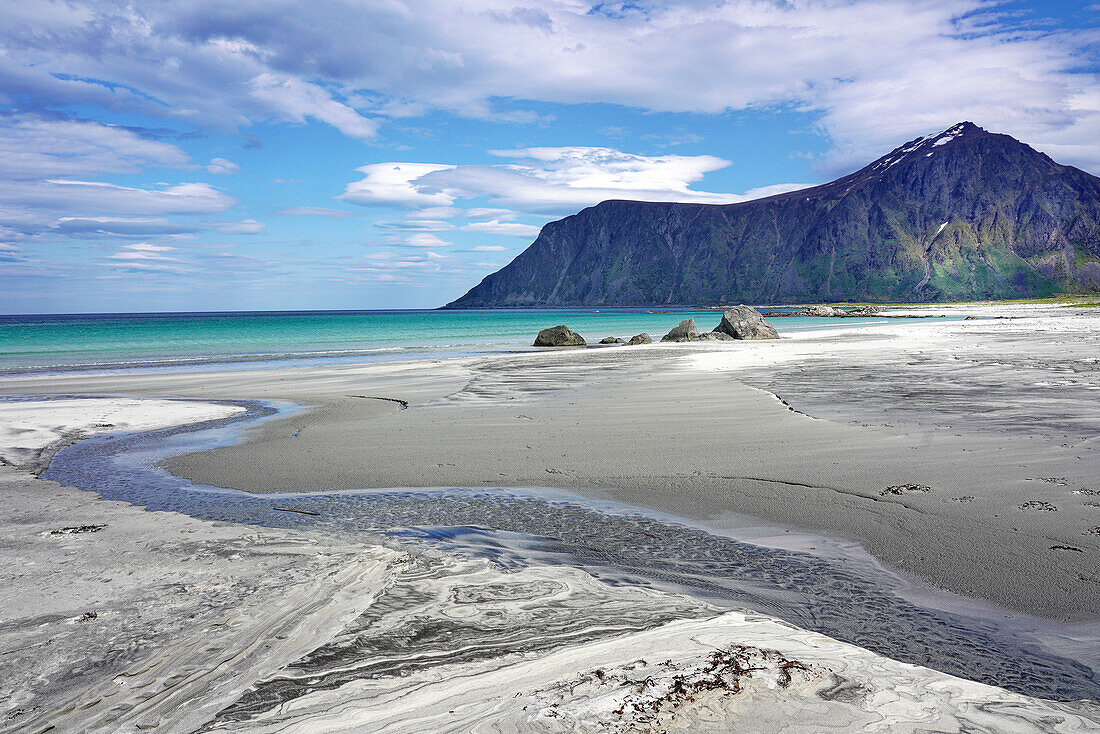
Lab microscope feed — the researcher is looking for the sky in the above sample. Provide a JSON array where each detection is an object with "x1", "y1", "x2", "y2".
[{"x1": 1, "y1": 0, "x2": 1099, "y2": 313}]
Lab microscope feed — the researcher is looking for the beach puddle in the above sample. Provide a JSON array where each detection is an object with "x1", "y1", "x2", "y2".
[{"x1": 42, "y1": 399, "x2": 1100, "y2": 704}]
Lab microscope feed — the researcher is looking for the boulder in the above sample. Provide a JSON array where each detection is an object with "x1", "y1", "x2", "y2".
[
  {"x1": 695, "y1": 331, "x2": 734, "y2": 341},
  {"x1": 801, "y1": 304, "x2": 848, "y2": 317},
  {"x1": 712, "y1": 305, "x2": 779, "y2": 340},
  {"x1": 599, "y1": 336, "x2": 626, "y2": 344},
  {"x1": 661, "y1": 319, "x2": 698, "y2": 342},
  {"x1": 626, "y1": 333, "x2": 652, "y2": 345},
  {"x1": 533, "y1": 325, "x2": 586, "y2": 347},
  {"x1": 845, "y1": 305, "x2": 885, "y2": 316}
]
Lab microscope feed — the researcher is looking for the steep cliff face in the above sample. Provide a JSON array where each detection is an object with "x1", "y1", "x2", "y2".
[{"x1": 447, "y1": 123, "x2": 1100, "y2": 307}]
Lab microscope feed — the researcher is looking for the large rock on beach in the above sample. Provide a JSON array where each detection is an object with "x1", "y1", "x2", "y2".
[
  {"x1": 713, "y1": 306, "x2": 779, "y2": 340},
  {"x1": 599, "y1": 336, "x2": 625, "y2": 344},
  {"x1": 661, "y1": 319, "x2": 698, "y2": 342},
  {"x1": 696, "y1": 331, "x2": 734, "y2": 341},
  {"x1": 846, "y1": 305, "x2": 885, "y2": 316},
  {"x1": 533, "y1": 325, "x2": 586, "y2": 347},
  {"x1": 627, "y1": 333, "x2": 652, "y2": 345},
  {"x1": 801, "y1": 304, "x2": 848, "y2": 317}
]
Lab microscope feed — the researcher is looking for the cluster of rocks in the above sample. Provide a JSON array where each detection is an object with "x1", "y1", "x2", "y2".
[
  {"x1": 761, "y1": 304, "x2": 886, "y2": 318},
  {"x1": 533, "y1": 326, "x2": 653, "y2": 347},
  {"x1": 532, "y1": 305, "x2": 778, "y2": 347},
  {"x1": 661, "y1": 305, "x2": 779, "y2": 342}
]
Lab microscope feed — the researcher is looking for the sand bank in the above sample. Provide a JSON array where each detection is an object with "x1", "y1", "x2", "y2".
[{"x1": 0, "y1": 397, "x2": 243, "y2": 472}]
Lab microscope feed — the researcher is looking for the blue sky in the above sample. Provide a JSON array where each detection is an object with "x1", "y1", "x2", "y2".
[{"x1": 1, "y1": 0, "x2": 1098, "y2": 313}]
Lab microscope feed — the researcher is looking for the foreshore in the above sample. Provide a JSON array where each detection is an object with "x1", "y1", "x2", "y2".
[{"x1": 1, "y1": 302, "x2": 1098, "y2": 730}]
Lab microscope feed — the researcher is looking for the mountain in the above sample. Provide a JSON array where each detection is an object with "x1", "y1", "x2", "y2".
[{"x1": 446, "y1": 123, "x2": 1100, "y2": 307}]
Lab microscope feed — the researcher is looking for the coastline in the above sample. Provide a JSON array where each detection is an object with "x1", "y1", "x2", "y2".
[{"x1": 0, "y1": 307, "x2": 942, "y2": 376}]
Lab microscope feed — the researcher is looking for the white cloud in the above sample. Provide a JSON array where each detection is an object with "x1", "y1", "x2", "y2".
[
  {"x1": 2, "y1": 2, "x2": 1098, "y2": 168},
  {"x1": 342, "y1": 146, "x2": 807, "y2": 215},
  {"x1": 460, "y1": 219, "x2": 542, "y2": 237},
  {"x1": 109, "y1": 242, "x2": 176, "y2": 256},
  {"x1": 1, "y1": 180, "x2": 236, "y2": 217},
  {"x1": 339, "y1": 163, "x2": 457, "y2": 208},
  {"x1": 413, "y1": 206, "x2": 463, "y2": 220},
  {"x1": 403, "y1": 233, "x2": 452, "y2": 248},
  {"x1": 488, "y1": 146, "x2": 728, "y2": 193},
  {"x1": 466, "y1": 207, "x2": 520, "y2": 220},
  {"x1": 105, "y1": 242, "x2": 188, "y2": 269},
  {"x1": 375, "y1": 219, "x2": 455, "y2": 232},
  {"x1": 463, "y1": 245, "x2": 509, "y2": 252},
  {"x1": 2, "y1": 1, "x2": 1100, "y2": 169},
  {"x1": 0, "y1": 241, "x2": 25, "y2": 261},
  {"x1": 0, "y1": 114, "x2": 242, "y2": 243},
  {"x1": 362, "y1": 250, "x2": 443, "y2": 269},
  {"x1": 211, "y1": 219, "x2": 264, "y2": 234},
  {"x1": 277, "y1": 206, "x2": 354, "y2": 218},
  {"x1": 53, "y1": 217, "x2": 198, "y2": 236},
  {"x1": 206, "y1": 157, "x2": 240, "y2": 174},
  {"x1": 248, "y1": 73, "x2": 379, "y2": 140},
  {"x1": 0, "y1": 115, "x2": 191, "y2": 180}
]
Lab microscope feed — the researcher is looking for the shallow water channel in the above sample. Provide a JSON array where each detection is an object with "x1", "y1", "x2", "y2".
[{"x1": 42, "y1": 398, "x2": 1100, "y2": 703}]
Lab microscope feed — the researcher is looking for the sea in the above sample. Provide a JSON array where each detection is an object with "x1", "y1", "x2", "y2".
[{"x1": 0, "y1": 307, "x2": 895, "y2": 374}]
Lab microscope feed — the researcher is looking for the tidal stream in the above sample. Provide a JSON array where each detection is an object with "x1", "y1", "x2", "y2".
[{"x1": 41, "y1": 398, "x2": 1100, "y2": 704}]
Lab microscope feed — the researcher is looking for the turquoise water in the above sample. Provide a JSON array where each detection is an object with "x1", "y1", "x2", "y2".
[{"x1": 0, "y1": 308, "x2": 888, "y2": 374}]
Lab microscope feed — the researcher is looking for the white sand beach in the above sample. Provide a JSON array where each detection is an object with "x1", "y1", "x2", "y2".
[{"x1": 1, "y1": 303, "x2": 1098, "y2": 731}]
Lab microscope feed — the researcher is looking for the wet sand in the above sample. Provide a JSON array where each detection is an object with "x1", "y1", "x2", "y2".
[{"x1": 7, "y1": 459, "x2": 1096, "y2": 732}]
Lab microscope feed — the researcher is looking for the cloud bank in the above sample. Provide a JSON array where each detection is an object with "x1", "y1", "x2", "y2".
[{"x1": 2, "y1": 0, "x2": 1097, "y2": 170}]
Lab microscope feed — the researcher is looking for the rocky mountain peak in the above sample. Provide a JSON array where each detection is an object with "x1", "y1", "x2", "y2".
[
  {"x1": 860, "y1": 121, "x2": 988, "y2": 176},
  {"x1": 446, "y1": 124, "x2": 1100, "y2": 308}
]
